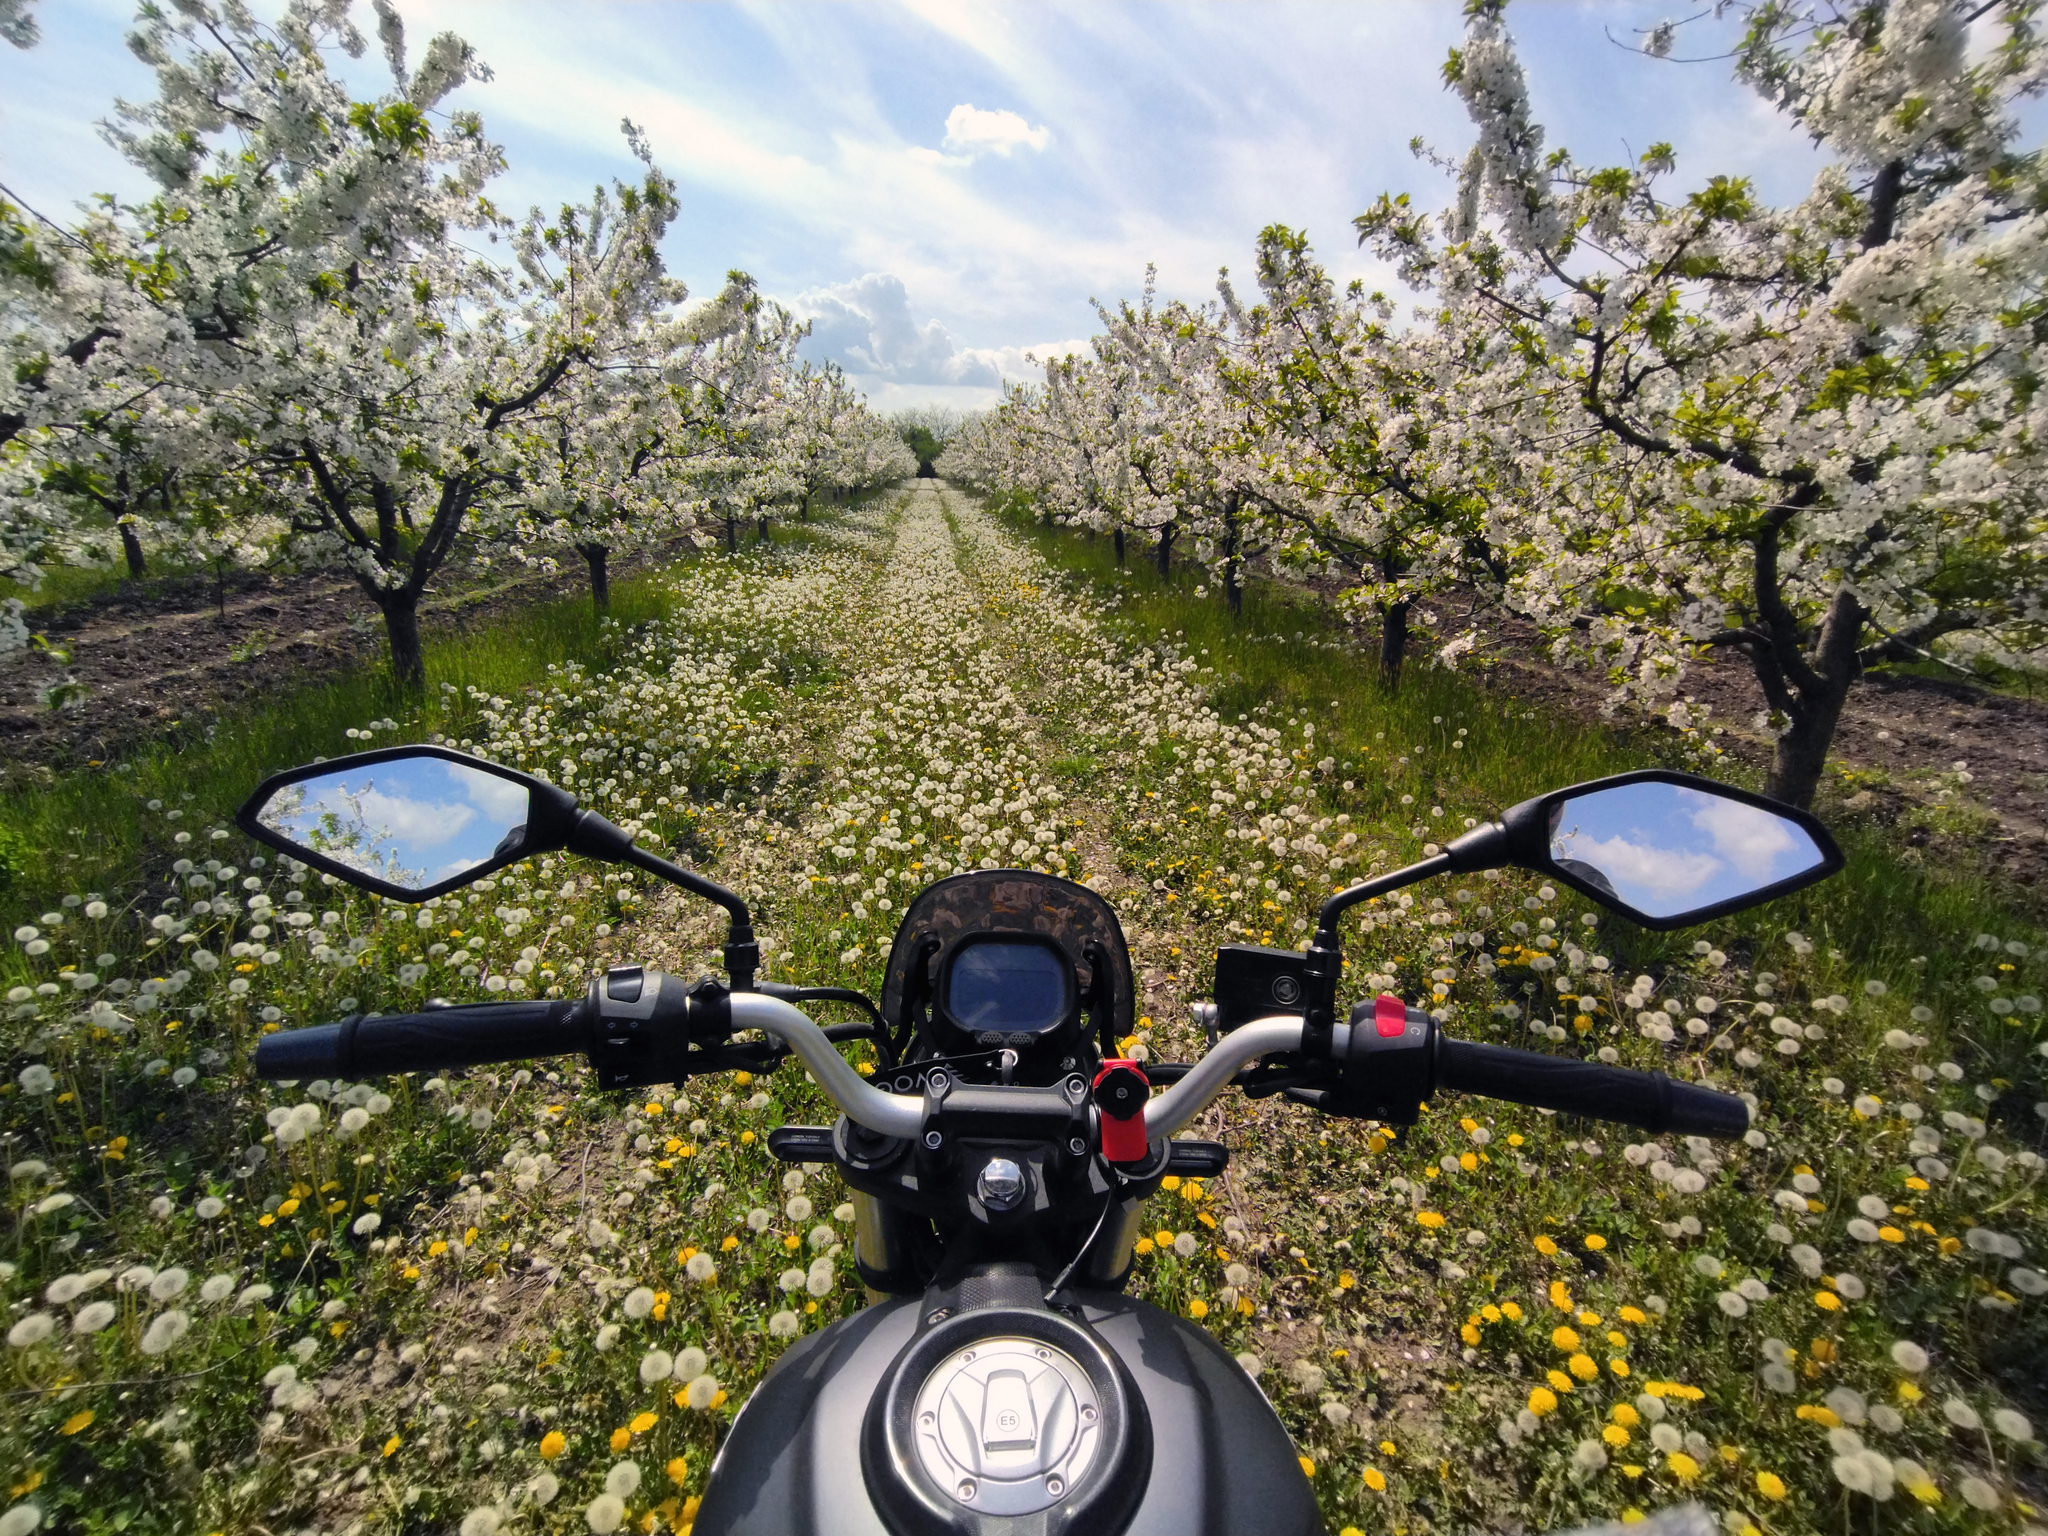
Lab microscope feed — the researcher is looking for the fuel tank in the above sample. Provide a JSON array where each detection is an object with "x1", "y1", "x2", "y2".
[{"x1": 694, "y1": 1265, "x2": 1324, "y2": 1536}]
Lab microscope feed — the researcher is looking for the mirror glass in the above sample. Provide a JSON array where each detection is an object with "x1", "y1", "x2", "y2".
[
  {"x1": 1547, "y1": 781, "x2": 1826, "y2": 921},
  {"x1": 254, "y1": 756, "x2": 531, "y2": 893}
]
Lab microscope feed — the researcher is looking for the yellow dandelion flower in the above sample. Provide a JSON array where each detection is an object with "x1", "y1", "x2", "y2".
[
  {"x1": 1549, "y1": 1281, "x2": 1574, "y2": 1311},
  {"x1": 1569, "y1": 1353, "x2": 1599, "y2": 1381},
  {"x1": 1500, "y1": 1301, "x2": 1524, "y2": 1322},
  {"x1": 1610, "y1": 1359, "x2": 1631, "y2": 1378},
  {"x1": 1188, "y1": 1299, "x2": 1209, "y2": 1320},
  {"x1": 1611, "y1": 1403, "x2": 1640, "y2": 1427},
  {"x1": 383, "y1": 1435, "x2": 402, "y2": 1457},
  {"x1": 1666, "y1": 1452, "x2": 1700, "y2": 1483},
  {"x1": 1533, "y1": 1235, "x2": 1559, "y2": 1256},
  {"x1": 1415, "y1": 1211, "x2": 1446, "y2": 1229},
  {"x1": 1813, "y1": 1290, "x2": 1842, "y2": 1311},
  {"x1": 1547, "y1": 1370, "x2": 1575, "y2": 1393},
  {"x1": 1298, "y1": 1456, "x2": 1316, "y2": 1479},
  {"x1": 540, "y1": 1431, "x2": 566, "y2": 1459},
  {"x1": 630, "y1": 1412, "x2": 657, "y2": 1435},
  {"x1": 721, "y1": 1235, "x2": 739, "y2": 1252},
  {"x1": 1379, "y1": 1441, "x2": 1398, "y2": 1456},
  {"x1": 667, "y1": 1457, "x2": 689, "y2": 1486},
  {"x1": 60, "y1": 1410, "x2": 94, "y2": 1436},
  {"x1": 1878, "y1": 1226, "x2": 1905, "y2": 1243},
  {"x1": 1755, "y1": 1472, "x2": 1787, "y2": 1501},
  {"x1": 1527, "y1": 1387, "x2": 1558, "y2": 1416},
  {"x1": 610, "y1": 1427, "x2": 632, "y2": 1452},
  {"x1": 1337, "y1": 1271, "x2": 1356, "y2": 1290},
  {"x1": 1461, "y1": 1323, "x2": 1482, "y2": 1346},
  {"x1": 1583, "y1": 1234, "x2": 1607, "y2": 1251},
  {"x1": 1552, "y1": 1326, "x2": 1581, "y2": 1352},
  {"x1": 1362, "y1": 1468, "x2": 1387, "y2": 1492},
  {"x1": 1603, "y1": 1425, "x2": 1631, "y2": 1447},
  {"x1": 1135, "y1": 1238, "x2": 1155, "y2": 1256}
]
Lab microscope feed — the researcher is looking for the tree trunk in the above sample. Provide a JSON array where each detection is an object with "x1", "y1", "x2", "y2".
[
  {"x1": 578, "y1": 543, "x2": 610, "y2": 612},
  {"x1": 1156, "y1": 523, "x2": 1175, "y2": 578},
  {"x1": 118, "y1": 520, "x2": 146, "y2": 579},
  {"x1": 757, "y1": 515, "x2": 769, "y2": 543},
  {"x1": 1379, "y1": 598, "x2": 1411, "y2": 690},
  {"x1": 379, "y1": 592, "x2": 426, "y2": 691},
  {"x1": 1113, "y1": 525, "x2": 1126, "y2": 565},
  {"x1": 725, "y1": 515, "x2": 738, "y2": 554},
  {"x1": 1759, "y1": 585, "x2": 1864, "y2": 809},
  {"x1": 1222, "y1": 496, "x2": 1242, "y2": 614}
]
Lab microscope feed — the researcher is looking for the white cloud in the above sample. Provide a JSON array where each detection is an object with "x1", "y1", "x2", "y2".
[
  {"x1": 941, "y1": 102, "x2": 1051, "y2": 158},
  {"x1": 793, "y1": 275, "x2": 1085, "y2": 398}
]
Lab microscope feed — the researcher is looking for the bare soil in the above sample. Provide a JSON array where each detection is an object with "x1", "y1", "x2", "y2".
[{"x1": 0, "y1": 545, "x2": 680, "y2": 776}]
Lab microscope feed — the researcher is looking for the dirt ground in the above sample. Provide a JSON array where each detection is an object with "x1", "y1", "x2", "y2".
[{"x1": 0, "y1": 545, "x2": 679, "y2": 777}]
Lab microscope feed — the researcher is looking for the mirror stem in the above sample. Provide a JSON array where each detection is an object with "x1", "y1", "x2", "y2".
[
  {"x1": 566, "y1": 811, "x2": 760, "y2": 991},
  {"x1": 1313, "y1": 852, "x2": 1456, "y2": 940}
]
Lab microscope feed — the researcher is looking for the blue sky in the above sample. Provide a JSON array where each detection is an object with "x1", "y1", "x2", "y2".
[{"x1": 2, "y1": 1, "x2": 1832, "y2": 409}]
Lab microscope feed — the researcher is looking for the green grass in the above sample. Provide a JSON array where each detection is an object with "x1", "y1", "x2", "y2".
[
  {"x1": 1000, "y1": 515, "x2": 2044, "y2": 1006},
  {"x1": 1, "y1": 565, "x2": 678, "y2": 926},
  {"x1": 0, "y1": 486, "x2": 2040, "y2": 1536}
]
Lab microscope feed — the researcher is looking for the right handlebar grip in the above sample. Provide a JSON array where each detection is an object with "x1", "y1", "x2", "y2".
[
  {"x1": 253, "y1": 1000, "x2": 585, "y2": 1080},
  {"x1": 1438, "y1": 1038, "x2": 1749, "y2": 1139}
]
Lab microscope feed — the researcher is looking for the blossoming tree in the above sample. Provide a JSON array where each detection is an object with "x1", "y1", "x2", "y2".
[{"x1": 1359, "y1": 0, "x2": 2048, "y2": 804}]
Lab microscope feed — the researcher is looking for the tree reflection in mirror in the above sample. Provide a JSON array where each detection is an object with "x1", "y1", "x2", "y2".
[
  {"x1": 1546, "y1": 780, "x2": 1827, "y2": 923},
  {"x1": 253, "y1": 757, "x2": 532, "y2": 895}
]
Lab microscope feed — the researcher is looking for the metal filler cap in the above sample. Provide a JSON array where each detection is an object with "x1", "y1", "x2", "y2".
[
  {"x1": 976, "y1": 1156, "x2": 1027, "y2": 1213},
  {"x1": 911, "y1": 1336, "x2": 1103, "y2": 1516}
]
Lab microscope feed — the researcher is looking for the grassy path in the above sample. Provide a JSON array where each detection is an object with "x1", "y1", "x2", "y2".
[{"x1": 0, "y1": 485, "x2": 2041, "y2": 1536}]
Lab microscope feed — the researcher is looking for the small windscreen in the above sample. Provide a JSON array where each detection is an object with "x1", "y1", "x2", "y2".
[{"x1": 945, "y1": 940, "x2": 1069, "y2": 1033}]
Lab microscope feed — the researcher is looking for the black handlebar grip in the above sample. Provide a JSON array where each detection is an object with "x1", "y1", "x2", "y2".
[
  {"x1": 253, "y1": 1000, "x2": 584, "y2": 1080},
  {"x1": 1437, "y1": 1038, "x2": 1749, "y2": 1139}
]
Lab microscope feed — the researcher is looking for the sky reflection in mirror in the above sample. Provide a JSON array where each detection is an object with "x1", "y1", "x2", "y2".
[
  {"x1": 257, "y1": 758, "x2": 530, "y2": 892},
  {"x1": 1548, "y1": 782, "x2": 1823, "y2": 920}
]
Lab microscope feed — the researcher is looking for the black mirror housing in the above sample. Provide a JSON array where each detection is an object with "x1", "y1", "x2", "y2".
[
  {"x1": 234, "y1": 746, "x2": 584, "y2": 902},
  {"x1": 1442, "y1": 769, "x2": 1845, "y2": 930}
]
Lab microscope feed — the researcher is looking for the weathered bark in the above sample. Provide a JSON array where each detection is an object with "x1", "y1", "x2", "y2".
[
  {"x1": 757, "y1": 514, "x2": 770, "y2": 543},
  {"x1": 379, "y1": 592, "x2": 426, "y2": 691},
  {"x1": 118, "y1": 520, "x2": 146, "y2": 579},
  {"x1": 1113, "y1": 525, "x2": 1126, "y2": 565},
  {"x1": 1379, "y1": 598, "x2": 1411, "y2": 689},
  {"x1": 724, "y1": 515, "x2": 739, "y2": 554},
  {"x1": 578, "y1": 542, "x2": 610, "y2": 612},
  {"x1": 1760, "y1": 585, "x2": 1864, "y2": 809},
  {"x1": 1221, "y1": 495, "x2": 1243, "y2": 615},
  {"x1": 1155, "y1": 522, "x2": 1175, "y2": 578}
]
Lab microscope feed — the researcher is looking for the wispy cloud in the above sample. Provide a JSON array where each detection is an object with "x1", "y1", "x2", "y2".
[{"x1": 1, "y1": 1, "x2": 1837, "y2": 407}]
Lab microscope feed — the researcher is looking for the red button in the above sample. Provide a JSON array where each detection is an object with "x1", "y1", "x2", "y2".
[{"x1": 1375, "y1": 993, "x2": 1406, "y2": 1038}]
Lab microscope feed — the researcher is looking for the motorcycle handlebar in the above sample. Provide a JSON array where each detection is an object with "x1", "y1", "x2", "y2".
[
  {"x1": 249, "y1": 993, "x2": 1746, "y2": 1145},
  {"x1": 1435, "y1": 1037, "x2": 1749, "y2": 1138},
  {"x1": 252, "y1": 1000, "x2": 583, "y2": 1080}
]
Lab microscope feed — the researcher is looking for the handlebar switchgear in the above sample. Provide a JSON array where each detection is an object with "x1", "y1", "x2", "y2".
[{"x1": 584, "y1": 966, "x2": 732, "y2": 1090}]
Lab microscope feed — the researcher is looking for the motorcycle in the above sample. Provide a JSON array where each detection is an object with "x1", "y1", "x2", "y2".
[{"x1": 236, "y1": 747, "x2": 1843, "y2": 1536}]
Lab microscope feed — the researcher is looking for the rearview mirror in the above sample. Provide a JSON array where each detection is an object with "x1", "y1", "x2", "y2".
[
  {"x1": 236, "y1": 747, "x2": 579, "y2": 901},
  {"x1": 1446, "y1": 770, "x2": 1844, "y2": 929}
]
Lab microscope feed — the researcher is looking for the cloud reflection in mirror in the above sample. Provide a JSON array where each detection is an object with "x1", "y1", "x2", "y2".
[
  {"x1": 255, "y1": 758, "x2": 531, "y2": 892},
  {"x1": 1548, "y1": 781, "x2": 1824, "y2": 920}
]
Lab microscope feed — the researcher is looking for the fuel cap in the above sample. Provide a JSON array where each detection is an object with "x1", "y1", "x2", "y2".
[{"x1": 911, "y1": 1337, "x2": 1103, "y2": 1516}]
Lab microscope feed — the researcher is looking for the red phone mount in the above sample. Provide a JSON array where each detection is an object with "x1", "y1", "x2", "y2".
[{"x1": 1092, "y1": 1059, "x2": 1151, "y2": 1164}]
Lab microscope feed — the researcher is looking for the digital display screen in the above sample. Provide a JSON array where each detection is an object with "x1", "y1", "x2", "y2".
[{"x1": 945, "y1": 940, "x2": 1069, "y2": 1033}]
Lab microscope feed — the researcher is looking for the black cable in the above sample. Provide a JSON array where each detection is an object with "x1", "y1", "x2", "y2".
[{"x1": 1044, "y1": 1156, "x2": 1118, "y2": 1305}]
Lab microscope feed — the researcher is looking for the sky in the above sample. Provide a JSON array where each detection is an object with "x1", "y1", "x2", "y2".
[{"x1": 0, "y1": 0, "x2": 1836, "y2": 411}]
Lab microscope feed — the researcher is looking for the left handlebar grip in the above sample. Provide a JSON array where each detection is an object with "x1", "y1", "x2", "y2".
[{"x1": 253, "y1": 1000, "x2": 584, "y2": 1080}]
